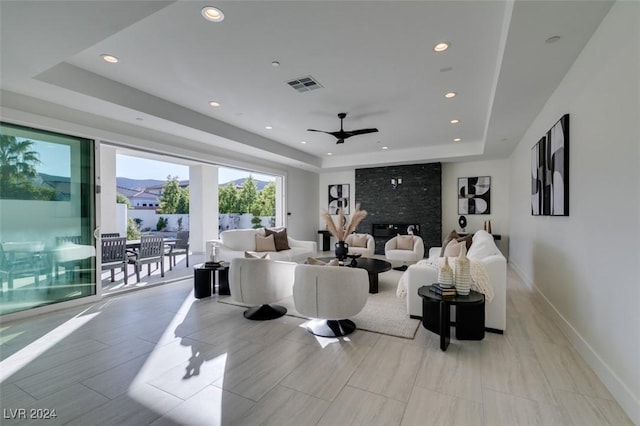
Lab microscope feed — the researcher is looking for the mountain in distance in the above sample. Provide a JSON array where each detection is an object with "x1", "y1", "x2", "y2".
[
  {"x1": 117, "y1": 177, "x2": 273, "y2": 191},
  {"x1": 116, "y1": 177, "x2": 165, "y2": 190},
  {"x1": 220, "y1": 178, "x2": 272, "y2": 191}
]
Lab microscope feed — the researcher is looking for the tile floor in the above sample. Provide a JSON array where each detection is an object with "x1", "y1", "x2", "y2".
[{"x1": 0, "y1": 266, "x2": 633, "y2": 425}]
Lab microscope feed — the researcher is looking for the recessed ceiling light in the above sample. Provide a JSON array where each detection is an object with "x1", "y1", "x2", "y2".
[
  {"x1": 382, "y1": 146, "x2": 388, "y2": 150},
  {"x1": 208, "y1": 101, "x2": 220, "y2": 107},
  {"x1": 545, "y1": 35, "x2": 561, "y2": 44},
  {"x1": 450, "y1": 119, "x2": 460, "y2": 124},
  {"x1": 444, "y1": 92, "x2": 457, "y2": 99},
  {"x1": 101, "y1": 54, "x2": 118, "y2": 64},
  {"x1": 271, "y1": 61, "x2": 280, "y2": 67},
  {"x1": 434, "y1": 42, "x2": 450, "y2": 52},
  {"x1": 300, "y1": 141, "x2": 307, "y2": 144},
  {"x1": 265, "y1": 125, "x2": 273, "y2": 130},
  {"x1": 201, "y1": 6, "x2": 224, "y2": 22},
  {"x1": 454, "y1": 138, "x2": 461, "y2": 142},
  {"x1": 327, "y1": 152, "x2": 333, "y2": 156}
]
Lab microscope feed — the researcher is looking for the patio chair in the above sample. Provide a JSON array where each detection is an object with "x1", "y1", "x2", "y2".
[
  {"x1": 166, "y1": 231, "x2": 189, "y2": 270},
  {"x1": 101, "y1": 237, "x2": 128, "y2": 285},
  {"x1": 101, "y1": 233, "x2": 120, "y2": 238},
  {"x1": 0, "y1": 241, "x2": 48, "y2": 291},
  {"x1": 128, "y1": 235, "x2": 164, "y2": 282}
]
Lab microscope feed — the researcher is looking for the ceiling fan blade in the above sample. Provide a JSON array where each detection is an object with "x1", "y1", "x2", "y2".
[
  {"x1": 346, "y1": 128, "x2": 379, "y2": 136},
  {"x1": 307, "y1": 128, "x2": 328, "y2": 133}
]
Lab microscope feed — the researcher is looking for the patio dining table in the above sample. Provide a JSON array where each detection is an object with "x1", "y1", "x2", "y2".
[{"x1": 125, "y1": 238, "x2": 177, "y2": 250}]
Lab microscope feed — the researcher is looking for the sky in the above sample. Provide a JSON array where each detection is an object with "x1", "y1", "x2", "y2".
[{"x1": 116, "y1": 154, "x2": 276, "y2": 184}]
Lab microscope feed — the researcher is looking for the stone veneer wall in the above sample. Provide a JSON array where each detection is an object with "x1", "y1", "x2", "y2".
[{"x1": 355, "y1": 163, "x2": 442, "y2": 255}]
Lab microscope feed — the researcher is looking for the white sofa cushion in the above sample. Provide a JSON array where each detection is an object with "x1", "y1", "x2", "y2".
[{"x1": 221, "y1": 229, "x2": 263, "y2": 251}]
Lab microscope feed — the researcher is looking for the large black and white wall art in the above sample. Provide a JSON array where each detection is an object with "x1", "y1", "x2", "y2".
[
  {"x1": 530, "y1": 114, "x2": 570, "y2": 216},
  {"x1": 458, "y1": 176, "x2": 491, "y2": 215},
  {"x1": 328, "y1": 184, "x2": 350, "y2": 214}
]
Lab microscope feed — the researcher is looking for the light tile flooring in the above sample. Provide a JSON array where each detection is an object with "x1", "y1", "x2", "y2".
[{"x1": 0, "y1": 266, "x2": 633, "y2": 425}]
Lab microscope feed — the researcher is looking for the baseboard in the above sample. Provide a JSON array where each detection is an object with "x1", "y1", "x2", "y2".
[{"x1": 509, "y1": 261, "x2": 639, "y2": 425}]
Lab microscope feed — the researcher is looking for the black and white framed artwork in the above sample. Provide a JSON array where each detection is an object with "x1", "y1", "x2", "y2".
[
  {"x1": 328, "y1": 184, "x2": 350, "y2": 214},
  {"x1": 531, "y1": 114, "x2": 569, "y2": 216},
  {"x1": 458, "y1": 176, "x2": 491, "y2": 215}
]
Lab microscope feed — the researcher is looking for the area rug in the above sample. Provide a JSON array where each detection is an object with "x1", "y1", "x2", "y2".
[{"x1": 218, "y1": 268, "x2": 421, "y2": 339}]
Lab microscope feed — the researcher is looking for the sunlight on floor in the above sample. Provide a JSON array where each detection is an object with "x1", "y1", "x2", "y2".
[
  {"x1": 127, "y1": 289, "x2": 228, "y2": 423},
  {"x1": 0, "y1": 307, "x2": 100, "y2": 383},
  {"x1": 298, "y1": 322, "x2": 352, "y2": 349}
]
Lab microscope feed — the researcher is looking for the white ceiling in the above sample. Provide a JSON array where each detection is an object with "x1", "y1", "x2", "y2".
[{"x1": 0, "y1": 0, "x2": 613, "y2": 172}]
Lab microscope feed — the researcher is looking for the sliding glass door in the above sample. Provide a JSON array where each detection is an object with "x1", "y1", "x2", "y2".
[{"x1": 0, "y1": 122, "x2": 96, "y2": 315}]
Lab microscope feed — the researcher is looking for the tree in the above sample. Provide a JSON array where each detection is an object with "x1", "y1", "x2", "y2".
[
  {"x1": 257, "y1": 182, "x2": 276, "y2": 216},
  {"x1": 116, "y1": 193, "x2": 131, "y2": 209},
  {"x1": 238, "y1": 176, "x2": 258, "y2": 214},
  {"x1": 159, "y1": 175, "x2": 189, "y2": 214},
  {"x1": 218, "y1": 182, "x2": 239, "y2": 213},
  {"x1": 0, "y1": 135, "x2": 49, "y2": 200},
  {"x1": 176, "y1": 186, "x2": 189, "y2": 214}
]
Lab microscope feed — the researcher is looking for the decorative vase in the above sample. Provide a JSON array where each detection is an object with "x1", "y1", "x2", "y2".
[
  {"x1": 454, "y1": 245, "x2": 471, "y2": 295},
  {"x1": 335, "y1": 241, "x2": 349, "y2": 261},
  {"x1": 438, "y1": 257, "x2": 454, "y2": 288}
]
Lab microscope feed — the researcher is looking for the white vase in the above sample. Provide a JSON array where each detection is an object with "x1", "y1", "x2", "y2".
[
  {"x1": 438, "y1": 257, "x2": 454, "y2": 288},
  {"x1": 454, "y1": 245, "x2": 471, "y2": 295}
]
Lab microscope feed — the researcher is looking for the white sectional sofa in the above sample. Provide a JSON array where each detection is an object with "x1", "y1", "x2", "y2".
[
  {"x1": 209, "y1": 228, "x2": 317, "y2": 262},
  {"x1": 401, "y1": 230, "x2": 507, "y2": 332}
]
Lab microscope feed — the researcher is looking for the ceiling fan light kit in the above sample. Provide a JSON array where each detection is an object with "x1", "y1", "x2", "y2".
[{"x1": 307, "y1": 112, "x2": 379, "y2": 144}]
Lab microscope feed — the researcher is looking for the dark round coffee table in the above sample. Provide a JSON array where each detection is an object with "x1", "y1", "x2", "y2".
[{"x1": 318, "y1": 257, "x2": 391, "y2": 293}]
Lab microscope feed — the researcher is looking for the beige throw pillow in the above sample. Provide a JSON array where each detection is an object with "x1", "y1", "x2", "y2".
[
  {"x1": 440, "y1": 230, "x2": 460, "y2": 257},
  {"x1": 443, "y1": 238, "x2": 465, "y2": 257},
  {"x1": 255, "y1": 234, "x2": 276, "y2": 252},
  {"x1": 245, "y1": 251, "x2": 268, "y2": 259},
  {"x1": 397, "y1": 235, "x2": 414, "y2": 250},
  {"x1": 351, "y1": 234, "x2": 367, "y2": 248}
]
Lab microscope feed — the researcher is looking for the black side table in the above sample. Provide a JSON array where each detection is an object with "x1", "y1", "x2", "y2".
[
  {"x1": 217, "y1": 265, "x2": 230, "y2": 295},
  {"x1": 418, "y1": 286, "x2": 485, "y2": 351},
  {"x1": 193, "y1": 264, "x2": 214, "y2": 298}
]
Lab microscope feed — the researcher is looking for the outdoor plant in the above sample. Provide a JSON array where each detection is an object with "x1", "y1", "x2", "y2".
[
  {"x1": 156, "y1": 216, "x2": 168, "y2": 231},
  {"x1": 177, "y1": 217, "x2": 183, "y2": 231},
  {"x1": 251, "y1": 215, "x2": 262, "y2": 229},
  {"x1": 127, "y1": 218, "x2": 140, "y2": 240}
]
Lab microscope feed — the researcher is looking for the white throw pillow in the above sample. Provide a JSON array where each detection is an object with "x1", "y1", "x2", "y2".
[{"x1": 467, "y1": 230, "x2": 498, "y2": 259}]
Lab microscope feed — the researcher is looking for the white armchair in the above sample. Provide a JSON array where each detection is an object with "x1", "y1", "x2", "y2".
[
  {"x1": 293, "y1": 264, "x2": 369, "y2": 337},
  {"x1": 344, "y1": 233, "x2": 375, "y2": 257},
  {"x1": 228, "y1": 258, "x2": 297, "y2": 320},
  {"x1": 385, "y1": 235, "x2": 425, "y2": 267}
]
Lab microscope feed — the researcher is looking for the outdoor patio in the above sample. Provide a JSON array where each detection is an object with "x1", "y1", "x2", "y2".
[{"x1": 101, "y1": 252, "x2": 205, "y2": 295}]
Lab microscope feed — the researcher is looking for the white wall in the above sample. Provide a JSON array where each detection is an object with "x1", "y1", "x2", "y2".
[
  {"x1": 285, "y1": 167, "x2": 319, "y2": 243},
  {"x1": 442, "y1": 159, "x2": 510, "y2": 255},
  {"x1": 508, "y1": 2, "x2": 639, "y2": 423},
  {"x1": 99, "y1": 145, "x2": 117, "y2": 234}
]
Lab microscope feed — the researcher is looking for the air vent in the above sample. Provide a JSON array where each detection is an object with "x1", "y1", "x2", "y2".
[{"x1": 286, "y1": 75, "x2": 323, "y2": 93}]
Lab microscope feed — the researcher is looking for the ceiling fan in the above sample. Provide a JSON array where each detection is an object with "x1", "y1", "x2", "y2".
[{"x1": 307, "y1": 112, "x2": 379, "y2": 144}]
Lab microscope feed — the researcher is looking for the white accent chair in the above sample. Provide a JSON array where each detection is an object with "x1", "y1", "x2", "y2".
[
  {"x1": 293, "y1": 264, "x2": 369, "y2": 337},
  {"x1": 229, "y1": 258, "x2": 297, "y2": 320},
  {"x1": 385, "y1": 235, "x2": 425, "y2": 269},
  {"x1": 345, "y1": 233, "x2": 375, "y2": 257}
]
